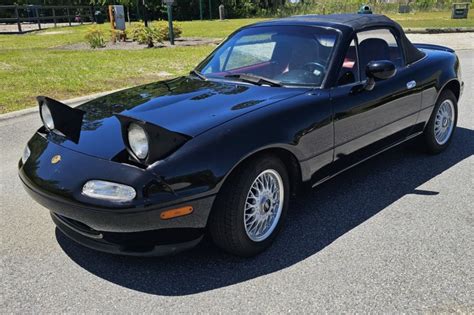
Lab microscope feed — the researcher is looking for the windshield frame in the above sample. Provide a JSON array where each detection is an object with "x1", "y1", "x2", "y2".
[{"x1": 194, "y1": 24, "x2": 342, "y2": 89}]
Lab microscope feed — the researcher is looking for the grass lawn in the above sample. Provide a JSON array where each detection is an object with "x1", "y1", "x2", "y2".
[
  {"x1": 387, "y1": 11, "x2": 474, "y2": 28},
  {"x1": 0, "y1": 19, "x2": 268, "y2": 113},
  {"x1": 0, "y1": 12, "x2": 472, "y2": 113}
]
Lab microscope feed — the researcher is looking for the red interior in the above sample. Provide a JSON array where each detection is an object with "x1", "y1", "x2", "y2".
[{"x1": 213, "y1": 61, "x2": 287, "y2": 78}]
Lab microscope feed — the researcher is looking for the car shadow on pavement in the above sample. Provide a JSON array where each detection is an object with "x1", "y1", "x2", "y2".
[{"x1": 57, "y1": 127, "x2": 474, "y2": 296}]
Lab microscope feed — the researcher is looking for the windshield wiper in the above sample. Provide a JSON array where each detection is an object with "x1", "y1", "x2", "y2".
[
  {"x1": 224, "y1": 73, "x2": 282, "y2": 87},
  {"x1": 189, "y1": 69, "x2": 207, "y2": 81}
]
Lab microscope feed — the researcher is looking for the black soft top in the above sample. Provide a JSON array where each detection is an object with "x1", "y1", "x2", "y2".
[{"x1": 251, "y1": 14, "x2": 425, "y2": 64}]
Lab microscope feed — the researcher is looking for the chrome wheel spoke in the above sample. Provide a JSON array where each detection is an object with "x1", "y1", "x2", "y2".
[
  {"x1": 434, "y1": 99, "x2": 455, "y2": 145},
  {"x1": 243, "y1": 169, "x2": 284, "y2": 242}
]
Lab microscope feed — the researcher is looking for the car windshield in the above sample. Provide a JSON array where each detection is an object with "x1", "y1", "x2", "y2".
[{"x1": 197, "y1": 25, "x2": 338, "y2": 87}]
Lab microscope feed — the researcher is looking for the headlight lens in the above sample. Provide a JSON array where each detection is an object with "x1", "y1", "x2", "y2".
[
  {"x1": 41, "y1": 103, "x2": 55, "y2": 130},
  {"x1": 128, "y1": 123, "x2": 149, "y2": 159},
  {"x1": 82, "y1": 180, "x2": 136, "y2": 202},
  {"x1": 22, "y1": 145, "x2": 31, "y2": 164}
]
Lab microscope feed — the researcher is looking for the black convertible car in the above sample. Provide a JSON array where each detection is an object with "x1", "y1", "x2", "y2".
[{"x1": 19, "y1": 14, "x2": 463, "y2": 257}]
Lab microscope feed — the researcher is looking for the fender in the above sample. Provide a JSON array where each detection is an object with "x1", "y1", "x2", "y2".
[
  {"x1": 413, "y1": 48, "x2": 461, "y2": 127},
  {"x1": 149, "y1": 91, "x2": 334, "y2": 197}
]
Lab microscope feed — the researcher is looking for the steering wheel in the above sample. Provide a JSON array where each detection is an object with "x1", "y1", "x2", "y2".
[{"x1": 302, "y1": 62, "x2": 326, "y2": 76}]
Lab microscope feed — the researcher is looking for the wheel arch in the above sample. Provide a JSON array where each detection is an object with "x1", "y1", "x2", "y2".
[
  {"x1": 440, "y1": 79, "x2": 461, "y2": 101},
  {"x1": 220, "y1": 146, "x2": 303, "y2": 198}
]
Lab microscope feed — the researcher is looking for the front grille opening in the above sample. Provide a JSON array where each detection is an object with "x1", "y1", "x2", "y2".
[
  {"x1": 54, "y1": 213, "x2": 204, "y2": 253},
  {"x1": 102, "y1": 228, "x2": 204, "y2": 248},
  {"x1": 56, "y1": 214, "x2": 102, "y2": 237}
]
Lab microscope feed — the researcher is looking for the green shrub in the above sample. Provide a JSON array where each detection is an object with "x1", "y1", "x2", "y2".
[
  {"x1": 127, "y1": 23, "x2": 165, "y2": 47},
  {"x1": 85, "y1": 27, "x2": 106, "y2": 49},
  {"x1": 127, "y1": 23, "x2": 145, "y2": 42},
  {"x1": 110, "y1": 29, "x2": 126, "y2": 43},
  {"x1": 128, "y1": 22, "x2": 183, "y2": 46},
  {"x1": 152, "y1": 21, "x2": 183, "y2": 41}
]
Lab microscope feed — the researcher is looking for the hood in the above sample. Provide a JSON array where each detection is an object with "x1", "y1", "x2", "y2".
[{"x1": 50, "y1": 77, "x2": 307, "y2": 160}]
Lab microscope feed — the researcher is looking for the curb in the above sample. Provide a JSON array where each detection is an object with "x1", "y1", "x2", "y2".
[
  {"x1": 0, "y1": 88, "x2": 126, "y2": 122},
  {"x1": 405, "y1": 27, "x2": 474, "y2": 34}
]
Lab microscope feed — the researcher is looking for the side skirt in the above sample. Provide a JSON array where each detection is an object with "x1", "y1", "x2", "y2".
[{"x1": 311, "y1": 131, "x2": 423, "y2": 189}]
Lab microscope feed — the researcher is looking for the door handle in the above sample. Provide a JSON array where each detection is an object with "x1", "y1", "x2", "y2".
[{"x1": 406, "y1": 80, "x2": 416, "y2": 89}]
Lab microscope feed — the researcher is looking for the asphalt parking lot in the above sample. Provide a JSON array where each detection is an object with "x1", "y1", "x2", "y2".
[{"x1": 1, "y1": 43, "x2": 473, "y2": 312}]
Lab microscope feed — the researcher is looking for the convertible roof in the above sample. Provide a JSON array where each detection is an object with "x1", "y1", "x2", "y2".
[
  {"x1": 255, "y1": 14, "x2": 399, "y2": 31},
  {"x1": 251, "y1": 14, "x2": 425, "y2": 64}
]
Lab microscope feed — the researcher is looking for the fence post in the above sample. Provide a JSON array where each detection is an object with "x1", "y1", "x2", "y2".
[
  {"x1": 90, "y1": 6, "x2": 94, "y2": 23},
  {"x1": 199, "y1": 0, "x2": 203, "y2": 20},
  {"x1": 219, "y1": 4, "x2": 224, "y2": 20},
  {"x1": 36, "y1": 7, "x2": 41, "y2": 30},
  {"x1": 15, "y1": 4, "x2": 22, "y2": 33},
  {"x1": 67, "y1": 7, "x2": 71, "y2": 26},
  {"x1": 208, "y1": 0, "x2": 212, "y2": 19},
  {"x1": 52, "y1": 7, "x2": 57, "y2": 27}
]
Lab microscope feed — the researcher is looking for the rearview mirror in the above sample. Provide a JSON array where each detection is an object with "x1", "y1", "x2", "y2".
[{"x1": 364, "y1": 60, "x2": 396, "y2": 91}]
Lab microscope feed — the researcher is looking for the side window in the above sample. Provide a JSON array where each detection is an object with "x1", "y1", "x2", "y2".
[
  {"x1": 357, "y1": 29, "x2": 404, "y2": 80},
  {"x1": 337, "y1": 39, "x2": 359, "y2": 86}
]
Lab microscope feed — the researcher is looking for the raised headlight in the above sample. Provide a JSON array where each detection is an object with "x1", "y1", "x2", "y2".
[
  {"x1": 40, "y1": 102, "x2": 55, "y2": 130},
  {"x1": 22, "y1": 145, "x2": 31, "y2": 164},
  {"x1": 128, "y1": 123, "x2": 149, "y2": 159},
  {"x1": 82, "y1": 180, "x2": 136, "y2": 202}
]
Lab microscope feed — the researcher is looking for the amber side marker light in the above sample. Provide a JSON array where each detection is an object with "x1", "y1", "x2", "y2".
[{"x1": 160, "y1": 206, "x2": 194, "y2": 220}]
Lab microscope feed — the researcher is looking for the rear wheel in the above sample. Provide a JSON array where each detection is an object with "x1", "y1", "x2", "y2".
[
  {"x1": 421, "y1": 90, "x2": 458, "y2": 154},
  {"x1": 209, "y1": 155, "x2": 289, "y2": 257}
]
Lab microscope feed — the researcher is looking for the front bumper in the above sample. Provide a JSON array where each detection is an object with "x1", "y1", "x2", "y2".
[
  {"x1": 52, "y1": 212, "x2": 204, "y2": 256},
  {"x1": 20, "y1": 170, "x2": 215, "y2": 232},
  {"x1": 19, "y1": 133, "x2": 216, "y2": 255}
]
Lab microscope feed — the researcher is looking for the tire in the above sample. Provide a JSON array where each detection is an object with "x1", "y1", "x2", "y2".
[
  {"x1": 209, "y1": 155, "x2": 290, "y2": 257},
  {"x1": 421, "y1": 89, "x2": 458, "y2": 154}
]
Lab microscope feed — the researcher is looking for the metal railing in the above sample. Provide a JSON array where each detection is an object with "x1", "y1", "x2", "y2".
[{"x1": 0, "y1": 5, "x2": 96, "y2": 34}]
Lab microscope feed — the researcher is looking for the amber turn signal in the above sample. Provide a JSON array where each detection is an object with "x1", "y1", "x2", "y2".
[{"x1": 160, "y1": 206, "x2": 193, "y2": 220}]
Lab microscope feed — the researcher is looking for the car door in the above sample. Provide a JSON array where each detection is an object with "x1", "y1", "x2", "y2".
[{"x1": 330, "y1": 28, "x2": 422, "y2": 168}]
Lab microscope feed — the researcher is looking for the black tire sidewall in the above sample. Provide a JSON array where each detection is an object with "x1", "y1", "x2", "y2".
[
  {"x1": 234, "y1": 157, "x2": 289, "y2": 253},
  {"x1": 210, "y1": 155, "x2": 290, "y2": 256}
]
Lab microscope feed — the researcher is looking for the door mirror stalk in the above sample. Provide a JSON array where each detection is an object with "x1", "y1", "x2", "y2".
[{"x1": 365, "y1": 77, "x2": 376, "y2": 91}]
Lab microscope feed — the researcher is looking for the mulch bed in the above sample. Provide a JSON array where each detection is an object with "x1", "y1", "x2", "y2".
[{"x1": 55, "y1": 37, "x2": 222, "y2": 51}]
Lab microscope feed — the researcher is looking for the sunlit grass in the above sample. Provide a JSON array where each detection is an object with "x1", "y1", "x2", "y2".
[
  {"x1": 387, "y1": 11, "x2": 474, "y2": 28},
  {"x1": 0, "y1": 46, "x2": 212, "y2": 113}
]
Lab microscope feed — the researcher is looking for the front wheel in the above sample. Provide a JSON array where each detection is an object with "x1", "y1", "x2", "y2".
[
  {"x1": 421, "y1": 90, "x2": 458, "y2": 154},
  {"x1": 209, "y1": 156, "x2": 289, "y2": 257}
]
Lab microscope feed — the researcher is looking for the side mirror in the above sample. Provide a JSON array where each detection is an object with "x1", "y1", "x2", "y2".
[{"x1": 364, "y1": 60, "x2": 396, "y2": 91}]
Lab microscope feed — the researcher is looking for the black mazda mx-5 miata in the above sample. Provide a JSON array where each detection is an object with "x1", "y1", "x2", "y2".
[{"x1": 19, "y1": 14, "x2": 463, "y2": 257}]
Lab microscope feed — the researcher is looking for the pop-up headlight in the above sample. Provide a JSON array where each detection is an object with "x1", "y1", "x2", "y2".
[
  {"x1": 40, "y1": 103, "x2": 55, "y2": 130},
  {"x1": 128, "y1": 123, "x2": 149, "y2": 160},
  {"x1": 115, "y1": 114, "x2": 191, "y2": 166},
  {"x1": 21, "y1": 145, "x2": 31, "y2": 164},
  {"x1": 37, "y1": 96, "x2": 85, "y2": 143}
]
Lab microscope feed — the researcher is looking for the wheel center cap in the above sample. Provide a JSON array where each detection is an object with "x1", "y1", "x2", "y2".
[
  {"x1": 442, "y1": 118, "x2": 448, "y2": 127},
  {"x1": 260, "y1": 197, "x2": 271, "y2": 213}
]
